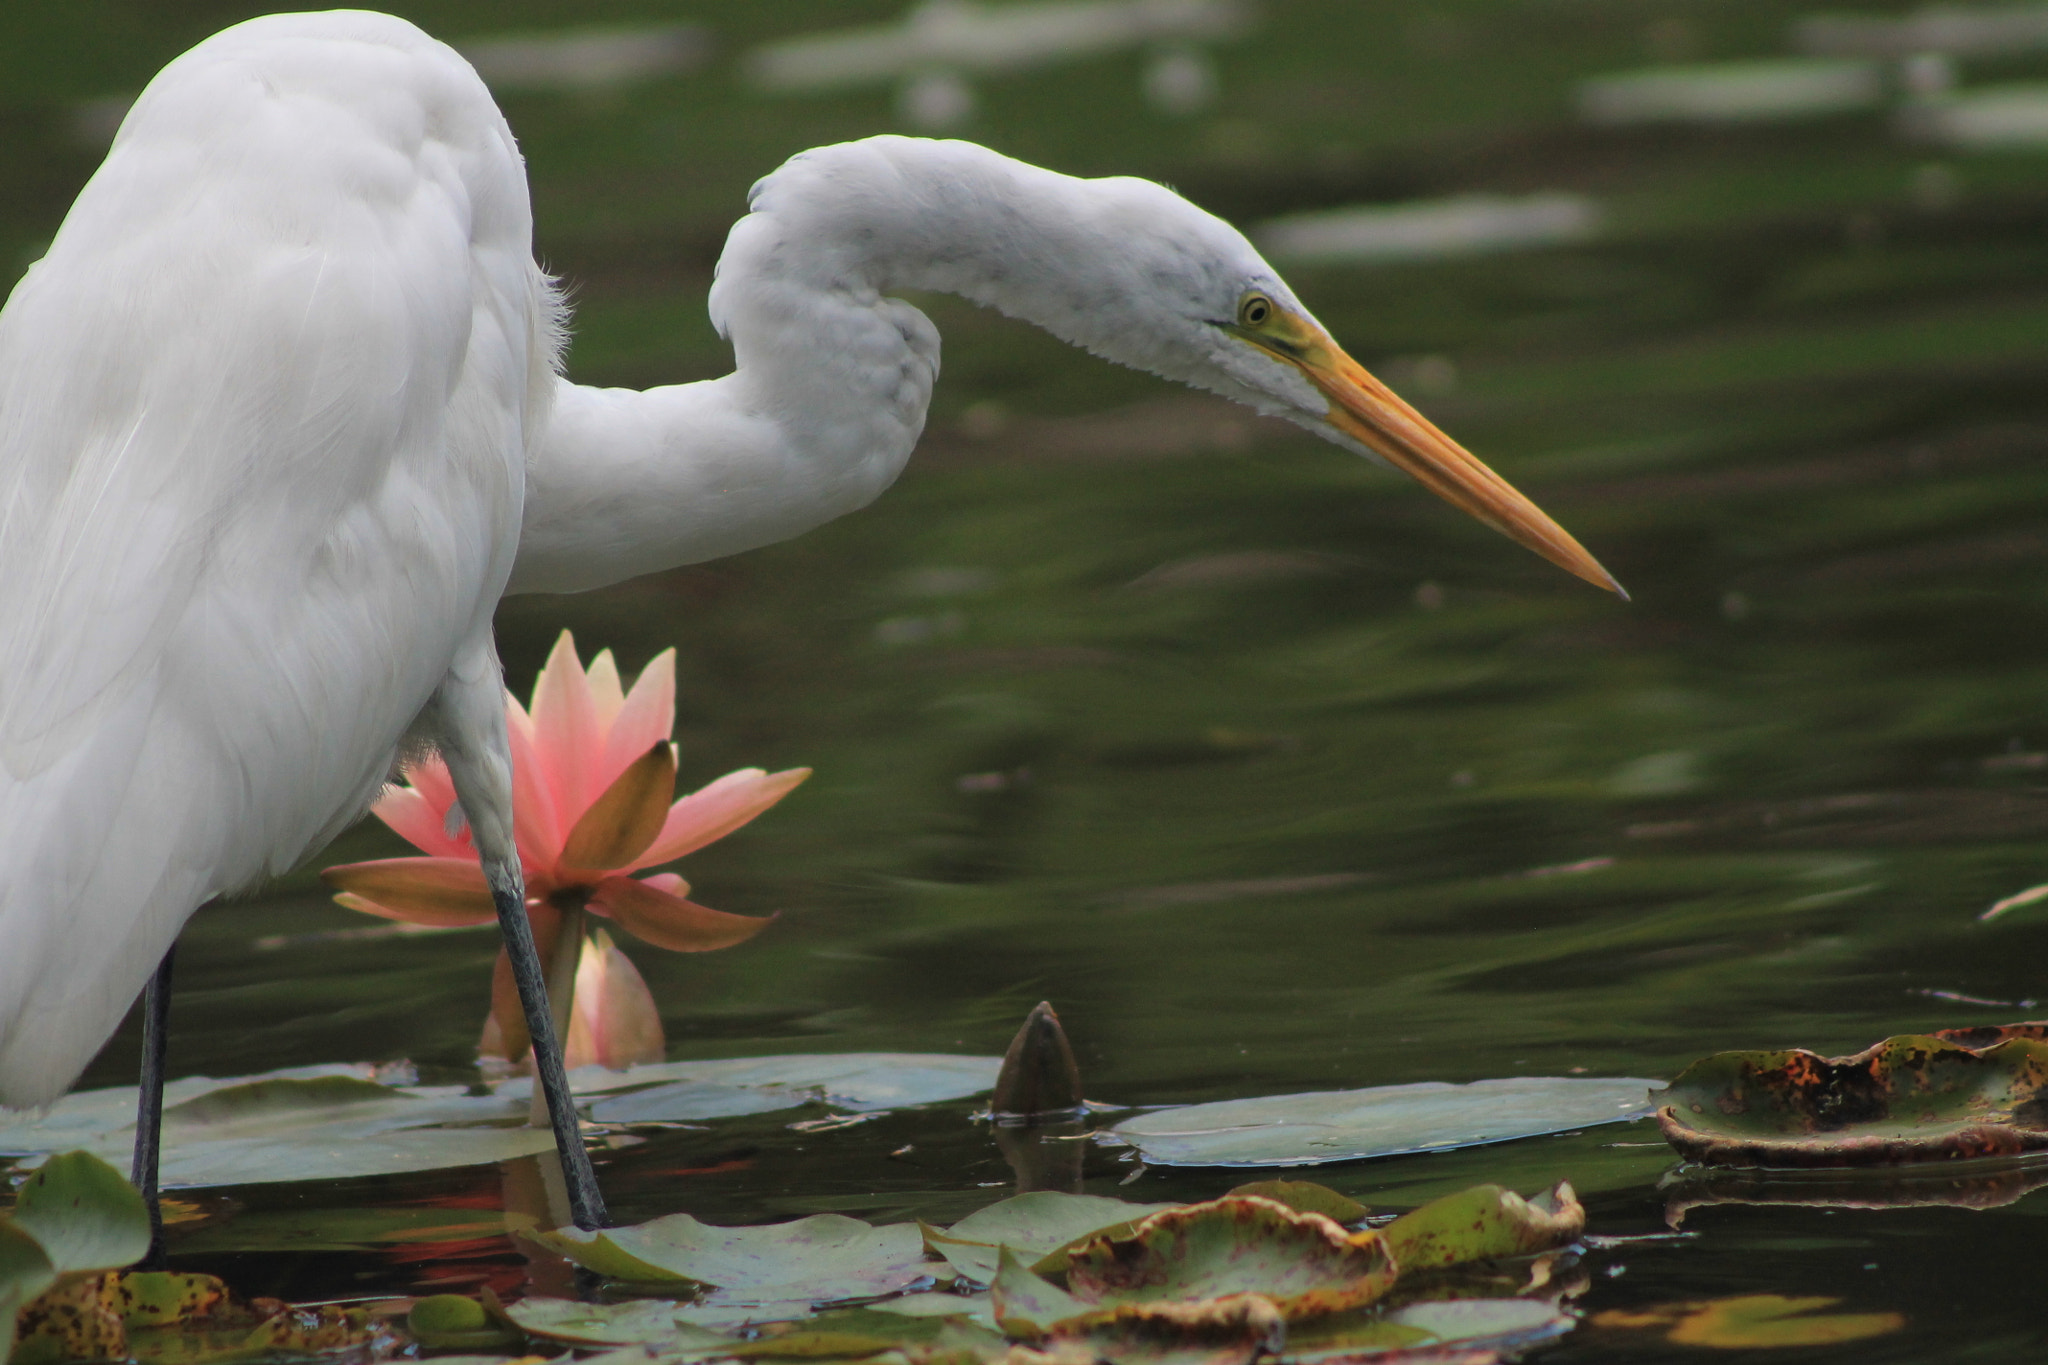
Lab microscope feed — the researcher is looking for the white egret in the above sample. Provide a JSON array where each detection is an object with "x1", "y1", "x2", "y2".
[{"x1": 0, "y1": 11, "x2": 1620, "y2": 1233}]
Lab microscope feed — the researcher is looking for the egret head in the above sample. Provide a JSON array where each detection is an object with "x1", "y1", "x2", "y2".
[{"x1": 1072, "y1": 178, "x2": 1624, "y2": 598}]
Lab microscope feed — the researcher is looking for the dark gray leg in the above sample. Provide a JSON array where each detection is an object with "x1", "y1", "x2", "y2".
[
  {"x1": 131, "y1": 944, "x2": 176, "y2": 1267},
  {"x1": 488, "y1": 862, "x2": 609, "y2": 1230}
]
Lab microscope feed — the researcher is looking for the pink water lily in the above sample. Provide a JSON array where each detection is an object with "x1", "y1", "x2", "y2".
[{"x1": 323, "y1": 631, "x2": 808, "y2": 1066}]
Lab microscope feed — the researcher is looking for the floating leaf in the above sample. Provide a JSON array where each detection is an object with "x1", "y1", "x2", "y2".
[
  {"x1": 922, "y1": 1193, "x2": 1177, "y2": 1283},
  {"x1": 1222, "y1": 1182, "x2": 1367, "y2": 1225},
  {"x1": 989, "y1": 1248, "x2": 1087, "y2": 1337},
  {"x1": 506, "y1": 1297, "x2": 734, "y2": 1349},
  {"x1": 0, "y1": 1228, "x2": 58, "y2": 1365},
  {"x1": 1593, "y1": 1294, "x2": 1905, "y2": 1348},
  {"x1": 532, "y1": 1214, "x2": 928, "y2": 1303},
  {"x1": 409, "y1": 1294, "x2": 525, "y2": 1352},
  {"x1": 866, "y1": 1291, "x2": 996, "y2": 1329},
  {"x1": 1658, "y1": 1033, "x2": 2048, "y2": 1165},
  {"x1": 1381, "y1": 1182, "x2": 1583, "y2": 1274},
  {"x1": 0, "y1": 1069, "x2": 548, "y2": 1187},
  {"x1": 0, "y1": 1056, "x2": 999, "y2": 1189},
  {"x1": 1109, "y1": 1077, "x2": 1660, "y2": 1167},
  {"x1": 12, "y1": 1275, "x2": 125, "y2": 1365},
  {"x1": 721, "y1": 1307, "x2": 960, "y2": 1358},
  {"x1": 1048, "y1": 1295, "x2": 1284, "y2": 1365},
  {"x1": 1062, "y1": 1198, "x2": 1397, "y2": 1319},
  {"x1": 1382, "y1": 1298, "x2": 1577, "y2": 1351},
  {"x1": 109, "y1": 1274, "x2": 230, "y2": 1328},
  {"x1": 10, "y1": 1153, "x2": 151, "y2": 1277},
  {"x1": 581, "y1": 1053, "x2": 1001, "y2": 1123}
]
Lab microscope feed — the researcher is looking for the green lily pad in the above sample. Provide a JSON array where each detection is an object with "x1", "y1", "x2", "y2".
[
  {"x1": 532, "y1": 1213, "x2": 929, "y2": 1304},
  {"x1": 1109, "y1": 1077, "x2": 1661, "y2": 1166},
  {"x1": 1381, "y1": 1182, "x2": 1583, "y2": 1273},
  {"x1": 10, "y1": 1153, "x2": 151, "y2": 1276},
  {"x1": 506, "y1": 1297, "x2": 736, "y2": 1349},
  {"x1": 1062, "y1": 1197, "x2": 1397, "y2": 1319},
  {"x1": 866, "y1": 1291, "x2": 996, "y2": 1330},
  {"x1": 988, "y1": 1247, "x2": 1087, "y2": 1337},
  {"x1": 921, "y1": 1192, "x2": 1178, "y2": 1283},
  {"x1": 0, "y1": 1222, "x2": 59, "y2": 1361},
  {"x1": 1222, "y1": 1182, "x2": 1367, "y2": 1225},
  {"x1": 567, "y1": 1053, "x2": 1001, "y2": 1123},
  {"x1": 409, "y1": 1294, "x2": 525, "y2": 1352},
  {"x1": 0, "y1": 1068, "x2": 550, "y2": 1188},
  {"x1": 1657, "y1": 1033, "x2": 2048, "y2": 1165}
]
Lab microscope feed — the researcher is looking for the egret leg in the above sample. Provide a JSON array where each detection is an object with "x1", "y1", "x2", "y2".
[
  {"x1": 487, "y1": 858, "x2": 609, "y2": 1229},
  {"x1": 424, "y1": 640, "x2": 609, "y2": 1231},
  {"x1": 131, "y1": 944, "x2": 176, "y2": 1267}
]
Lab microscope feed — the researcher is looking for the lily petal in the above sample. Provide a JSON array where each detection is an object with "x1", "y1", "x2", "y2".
[
  {"x1": 402, "y1": 751, "x2": 461, "y2": 823},
  {"x1": 601, "y1": 648, "x2": 676, "y2": 791},
  {"x1": 630, "y1": 766, "x2": 812, "y2": 870},
  {"x1": 588, "y1": 875, "x2": 775, "y2": 952},
  {"x1": 532, "y1": 630, "x2": 603, "y2": 815},
  {"x1": 322, "y1": 858, "x2": 498, "y2": 925},
  {"x1": 485, "y1": 900, "x2": 566, "y2": 1064},
  {"x1": 506, "y1": 695, "x2": 565, "y2": 868},
  {"x1": 560, "y1": 742, "x2": 678, "y2": 872},
  {"x1": 586, "y1": 649, "x2": 626, "y2": 729},
  {"x1": 564, "y1": 928, "x2": 666, "y2": 1070},
  {"x1": 371, "y1": 786, "x2": 472, "y2": 859}
]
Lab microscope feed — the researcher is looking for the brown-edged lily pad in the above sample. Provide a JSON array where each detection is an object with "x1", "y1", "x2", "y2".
[
  {"x1": 1061, "y1": 1197, "x2": 1396, "y2": 1319},
  {"x1": 1381, "y1": 1182, "x2": 1583, "y2": 1273},
  {"x1": 922, "y1": 1192, "x2": 1179, "y2": 1284},
  {"x1": 1658, "y1": 1030, "x2": 2048, "y2": 1166}
]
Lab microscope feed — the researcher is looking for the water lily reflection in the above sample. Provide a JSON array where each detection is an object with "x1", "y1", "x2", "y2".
[{"x1": 323, "y1": 631, "x2": 808, "y2": 1068}]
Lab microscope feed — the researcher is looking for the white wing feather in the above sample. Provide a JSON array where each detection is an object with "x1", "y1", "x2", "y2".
[{"x1": 0, "y1": 12, "x2": 550, "y2": 1105}]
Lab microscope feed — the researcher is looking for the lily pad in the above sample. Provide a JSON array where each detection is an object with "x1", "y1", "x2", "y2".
[
  {"x1": 988, "y1": 1247, "x2": 1088, "y2": 1337},
  {"x1": 531, "y1": 1213, "x2": 929, "y2": 1304},
  {"x1": 506, "y1": 1298, "x2": 736, "y2": 1349},
  {"x1": 566, "y1": 1053, "x2": 1001, "y2": 1121},
  {"x1": 1109, "y1": 1077, "x2": 1661, "y2": 1167},
  {"x1": 1050, "y1": 1295, "x2": 1285, "y2": 1365},
  {"x1": 1381, "y1": 1182, "x2": 1583, "y2": 1273},
  {"x1": 10, "y1": 1153, "x2": 152, "y2": 1277},
  {"x1": 0, "y1": 1068, "x2": 549, "y2": 1187},
  {"x1": 1062, "y1": 1198, "x2": 1397, "y2": 1318},
  {"x1": 1657, "y1": 1033, "x2": 2048, "y2": 1165},
  {"x1": 922, "y1": 1192, "x2": 1178, "y2": 1283},
  {"x1": 1222, "y1": 1182, "x2": 1367, "y2": 1225}
]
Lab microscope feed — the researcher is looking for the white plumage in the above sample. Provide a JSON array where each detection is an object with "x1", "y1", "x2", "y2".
[{"x1": 0, "y1": 11, "x2": 1616, "y2": 1111}]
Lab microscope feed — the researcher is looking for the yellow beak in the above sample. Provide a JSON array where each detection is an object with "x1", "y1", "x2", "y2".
[{"x1": 1247, "y1": 313, "x2": 1625, "y2": 598}]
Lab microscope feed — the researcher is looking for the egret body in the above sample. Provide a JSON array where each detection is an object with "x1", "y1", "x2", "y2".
[{"x1": 0, "y1": 11, "x2": 1618, "y2": 1230}]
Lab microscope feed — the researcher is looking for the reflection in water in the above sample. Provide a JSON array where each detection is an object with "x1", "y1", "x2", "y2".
[{"x1": 1661, "y1": 1157, "x2": 2048, "y2": 1227}]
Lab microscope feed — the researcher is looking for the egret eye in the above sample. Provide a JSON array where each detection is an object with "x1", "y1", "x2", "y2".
[{"x1": 1238, "y1": 293, "x2": 1273, "y2": 328}]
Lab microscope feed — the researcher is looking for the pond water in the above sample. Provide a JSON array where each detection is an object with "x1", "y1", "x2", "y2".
[{"x1": 12, "y1": 2, "x2": 2048, "y2": 1360}]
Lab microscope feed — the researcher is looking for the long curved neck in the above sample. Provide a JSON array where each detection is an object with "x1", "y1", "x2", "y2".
[{"x1": 509, "y1": 138, "x2": 1122, "y2": 596}]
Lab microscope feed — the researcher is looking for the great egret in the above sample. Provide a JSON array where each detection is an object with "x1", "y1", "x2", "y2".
[{"x1": 0, "y1": 12, "x2": 1620, "y2": 1233}]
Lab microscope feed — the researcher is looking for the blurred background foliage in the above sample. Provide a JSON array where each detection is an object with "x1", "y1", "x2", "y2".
[{"x1": 12, "y1": 6, "x2": 2048, "y2": 1319}]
